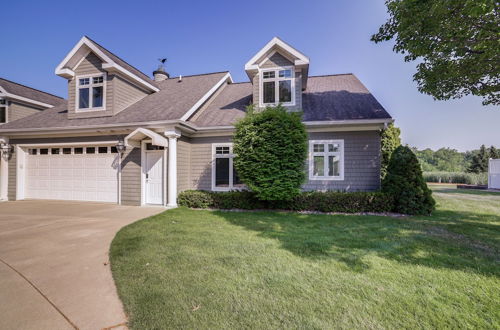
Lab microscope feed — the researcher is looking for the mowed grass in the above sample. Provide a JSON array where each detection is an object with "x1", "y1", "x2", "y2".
[{"x1": 110, "y1": 186, "x2": 500, "y2": 329}]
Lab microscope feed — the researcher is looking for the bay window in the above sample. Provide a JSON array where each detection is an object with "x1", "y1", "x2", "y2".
[
  {"x1": 261, "y1": 68, "x2": 294, "y2": 106},
  {"x1": 77, "y1": 75, "x2": 105, "y2": 111},
  {"x1": 212, "y1": 143, "x2": 243, "y2": 191},
  {"x1": 309, "y1": 140, "x2": 344, "y2": 180}
]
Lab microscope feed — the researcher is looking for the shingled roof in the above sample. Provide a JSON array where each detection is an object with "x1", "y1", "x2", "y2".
[
  {"x1": 0, "y1": 72, "x2": 228, "y2": 130},
  {"x1": 0, "y1": 78, "x2": 64, "y2": 107},
  {"x1": 85, "y1": 36, "x2": 158, "y2": 88},
  {"x1": 190, "y1": 74, "x2": 391, "y2": 127}
]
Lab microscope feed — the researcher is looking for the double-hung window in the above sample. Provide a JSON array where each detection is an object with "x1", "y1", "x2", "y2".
[
  {"x1": 261, "y1": 68, "x2": 294, "y2": 106},
  {"x1": 212, "y1": 143, "x2": 243, "y2": 191},
  {"x1": 309, "y1": 140, "x2": 344, "y2": 180},
  {"x1": 77, "y1": 75, "x2": 105, "y2": 110},
  {"x1": 0, "y1": 99, "x2": 7, "y2": 124}
]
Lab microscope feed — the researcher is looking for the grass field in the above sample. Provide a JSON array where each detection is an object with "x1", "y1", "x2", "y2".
[{"x1": 110, "y1": 186, "x2": 500, "y2": 329}]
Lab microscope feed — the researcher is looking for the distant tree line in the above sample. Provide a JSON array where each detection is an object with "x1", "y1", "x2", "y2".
[{"x1": 411, "y1": 145, "x2": 499, "y2": 173}]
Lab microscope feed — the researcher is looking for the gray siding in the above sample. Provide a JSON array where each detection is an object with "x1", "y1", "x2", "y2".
[
  {"x1": 253, "y1": 51, "x2": 302, "y2": 111},
  {"x1": 113, "y1": 75, "x2": 148, "y2": 114},
  {"x1": 68, "y1": 53, "x2": 114, "y2": 119},
  {"x1": 7, "y1": 151, "x2": 16, "y2": 200},
  {"x1": 177, "y1": 136, "x2": 191, "y2": 192},
  {"x1": 189, "y1": 136, "x2": 232, "y2": 190},
  {"x1": 121, "y1": 147, "x2": 141, "y2": 205},
  {"x1": 8, "y1": 101, "x2": 44, "y2": 122},
  {"x1": 303, "y1": 131, "x2": 381, "y2": 192}
]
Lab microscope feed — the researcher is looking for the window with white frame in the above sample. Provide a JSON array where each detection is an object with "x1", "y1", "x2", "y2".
[
  {"x1": 309, "y1": 140, "x2": 344, "y2": 180},
  {"x1": 0, "y1": 98, "x2": 7, "y2": 123},
  {"x1": 212, "y1": 143, "x2": 243, "y2": 191},
  {"x1": 77, "y1": 75, "x2": 105, "y2": 110},
  {"x1": 261, "y1": 68, "x2": 294, "y2": 106}
]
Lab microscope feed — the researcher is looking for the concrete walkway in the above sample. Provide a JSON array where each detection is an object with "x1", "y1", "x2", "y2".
[{"x1": 0, "y1": 200, "x2": 164, "y2": 330}]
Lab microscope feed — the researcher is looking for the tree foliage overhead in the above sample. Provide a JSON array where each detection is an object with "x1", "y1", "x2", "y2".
[
  {"x1": 372, "y1": 0, "x2": 500, "y2": 106},
  {"x1": 380, "y1": 123, "x2": 401, "y2": 179},
  {"x1": 233, "y1": 105, "x2": 307, "y2": 201}
]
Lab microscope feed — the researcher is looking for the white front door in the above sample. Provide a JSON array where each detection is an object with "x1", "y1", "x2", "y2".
[{"x1": 145, "y1": 151, "x2": 163, "y2": 204}]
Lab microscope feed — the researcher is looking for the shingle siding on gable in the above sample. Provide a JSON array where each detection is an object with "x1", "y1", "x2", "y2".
[
  {"x1": 113, "y1": 75, "x2": 148, "y2": 114},
  {"x1": 68, "y1": 52, "x2": 114, "y2": 119},
  {"x1": 303, "y1": 131, "x2": 381, "y2": 192},
  {"x1": 254, "y1": 52, "x2": 302, "y2": 111},
  {"x1": 8, "y1": 101, "x2": 44, "y2": 122},
  {"x1": 261, "y1": 53, "x2": 294, "y2": 68}
]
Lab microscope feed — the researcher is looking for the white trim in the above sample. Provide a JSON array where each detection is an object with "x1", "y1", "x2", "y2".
[
  {"x1": 180, "y1": 72, "x2": 233, "y2": 121},
  {"x1": 245, "y1": 37, "x2": 310, "y2": 72},
  {"x1": 308, "y1": 140, "x2": 345, "y2": 181},
  {"x1": 55, "y1": 36, "x2": 159, "y2": 93},
  {"x1": 16, "y1": 141, "x2": 118, "y2": 148},
  {"x1": 125, "y1": 128, "x2": 169, "y2": 148},
  {"x1": 259, "y1": 66, "x2": 296, "y2": 107},
  {"x1": 0, "y1": 136, "x2": 8, "y2": 201},
  {"x1": 141, "y1": 139, "x2": 166, "y2": 206},
  {"x1": 0, "y1": 91, "x2": 55, "y2": 109},
  {"x1": 75, "y1": 73, "x2": 107, "y2": 112},
  {"x1": 211, "y1": 143, "x2": 243, "y2": 192},
  {"x1": 304, "y1": 118, "x2": 394, "y2": 126}
]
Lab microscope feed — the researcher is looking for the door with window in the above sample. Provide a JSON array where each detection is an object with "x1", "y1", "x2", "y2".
[{"x1": 144, "y1": 144, "x2": 164, "y2": 205}]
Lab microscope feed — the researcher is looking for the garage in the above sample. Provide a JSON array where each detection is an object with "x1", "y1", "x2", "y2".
[{"x1": 25, "y1": 145, "x2": 119, "y2": 203}]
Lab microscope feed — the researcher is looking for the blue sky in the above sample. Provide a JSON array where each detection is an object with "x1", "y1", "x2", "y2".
[{"x1": 2, "y1": 0, "x2": 498, "y2": 151}]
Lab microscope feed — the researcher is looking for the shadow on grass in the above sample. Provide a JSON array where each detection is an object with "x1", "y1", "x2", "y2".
[{"x1": 216, "y1": 210, "x2": 500, "y2": 276}]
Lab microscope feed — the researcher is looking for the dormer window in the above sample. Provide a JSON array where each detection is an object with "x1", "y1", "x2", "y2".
[
  {"x1": 77, "y1": 74, "x2": 105, "y2": 111},
  {"x1": 0, "y1": 99, "x2": 7, "y2": 123},
  {"x1": 260, "y1": 68, "x2": 295, "y2": 106}
]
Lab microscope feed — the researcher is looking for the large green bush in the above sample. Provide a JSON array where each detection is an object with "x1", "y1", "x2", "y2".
[
  {"x1": 423, "y1": 171, "x2": 488, "y2": 185},
  {"x1": 178, "y1": 190, "x2": 394, "y2": 213},
  {"x1": 233, "y1": 105, "x2": 307, "y2": 200},
  {"x1": 383, "y1": 146, "x2": 435, "y2": 215}
]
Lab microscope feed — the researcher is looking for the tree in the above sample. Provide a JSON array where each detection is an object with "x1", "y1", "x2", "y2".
[
  {"x1": 383, "y1": 146, "x2": 435, "y2": 215},
  {"x1": 468, "y1": 144, "x2": 489, "y2": 173},
  {"x1": 380, "y1": 123, "x2": 401, "y2": 179},
  {"x1": 489, "y1": 145, "x2": 500, "y2": 159},
  {"x1": 372, "y1": 0, "x2": 499, "y2": 106},
  {"x1": 233, "y1": 105, "x2": 307, "y2": 201}
]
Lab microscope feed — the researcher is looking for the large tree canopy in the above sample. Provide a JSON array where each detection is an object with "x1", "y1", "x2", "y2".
[{"x1": 372, "y1": 0, "x2": 499, "y2": 106}]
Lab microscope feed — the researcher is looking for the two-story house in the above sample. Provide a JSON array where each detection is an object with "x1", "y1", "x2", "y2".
[{"x1": 0, "y1": 36, "x2": 393, "y2": 206}]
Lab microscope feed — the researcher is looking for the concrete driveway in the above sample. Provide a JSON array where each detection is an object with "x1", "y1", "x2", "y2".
[{"x1": 0, "y1": 200, "x2": 164, "y2": 330}]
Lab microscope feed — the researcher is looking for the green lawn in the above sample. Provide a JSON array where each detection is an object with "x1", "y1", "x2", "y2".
[{"x1": 110, "y1": 186, "x2": 500, "y2": 329}]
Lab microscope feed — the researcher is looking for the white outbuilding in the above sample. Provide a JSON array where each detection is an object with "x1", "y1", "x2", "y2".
[{"x1": 488, "y1": 159, "x2": 500, "y2": 189}]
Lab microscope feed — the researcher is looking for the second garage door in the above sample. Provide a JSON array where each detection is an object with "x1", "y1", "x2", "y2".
[{"x1": 25, "y1": 145, "x2": 119, "y2": 203}]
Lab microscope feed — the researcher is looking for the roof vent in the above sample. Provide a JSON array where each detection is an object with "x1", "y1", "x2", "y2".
[{"x1": 153, "y1": 58, "x2": 169, "y2": 82}]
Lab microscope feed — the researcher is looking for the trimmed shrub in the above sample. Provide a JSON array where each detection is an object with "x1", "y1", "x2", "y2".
[
  {"x1": 383, "y1": 146, "x2": 435, "y2": 215},
  {"x1": 177, "y1": 190, "x2": 394, "y2": 213},
  {"x1": 233, "y1": 105, "x2": 307, "y2": 201},
  {"x1": 423, "y1": 171, "x2": 488, "y2": 185},
  {"x1": 380, "y1": 123, "x2": 401, "y2": 179}
]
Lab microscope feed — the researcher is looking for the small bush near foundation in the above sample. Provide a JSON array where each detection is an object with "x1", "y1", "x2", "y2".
[{"x1": 177, "y1": 190, "x2": 394, "y2": 213}]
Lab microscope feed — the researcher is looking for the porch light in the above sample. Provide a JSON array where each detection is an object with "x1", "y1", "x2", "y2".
[
  {"x1": 0, "y1": 143, "x2": 12, "y2": 160},
  {"x1": 116, "y1": 140, "x2": 126, "y2": 154}
]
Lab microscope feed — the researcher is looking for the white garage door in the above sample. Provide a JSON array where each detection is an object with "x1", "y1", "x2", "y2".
[{"x1": 26, "y1": 145, "x2": 119, "y2": 203}]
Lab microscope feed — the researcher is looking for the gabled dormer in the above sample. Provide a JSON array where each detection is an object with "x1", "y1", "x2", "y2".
[
  {"x1": 55, "y1": 36, "x2": 159, "y2": 119},
  {"x1": 245, "y1": 37, "x2": 309, "y2": 111}
]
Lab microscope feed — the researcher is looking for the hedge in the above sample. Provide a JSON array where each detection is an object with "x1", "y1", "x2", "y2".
[
  {"x1": 423, "y1": 171, "x2": 488, "y2": 185},
  {"x1": 177, "y1": 190, "x2": 394, "y2": 213}
]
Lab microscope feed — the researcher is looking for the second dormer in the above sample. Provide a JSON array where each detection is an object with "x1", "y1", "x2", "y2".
[
  {"x1": 245, "y1": 37, "x2": 309, "y2": 111},
  {"x1": 55, "y1": 36, "x2": 159, "y2": 119}
]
